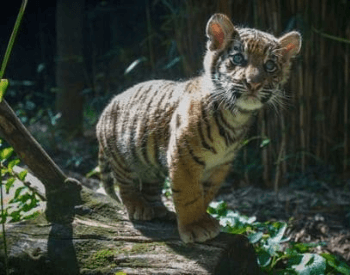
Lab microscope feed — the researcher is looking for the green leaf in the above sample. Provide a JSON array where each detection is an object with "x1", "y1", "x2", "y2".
[
  {"x1": 9, "y1": 210, "x2": 22, "y2": 222},
  {"x1": 208, "y1": 200, "x2": 227, "y2": 216},
  {"x1": 18, "y1": 170, "x2": 27, "y2": 181},
  {"x1": 0, "y1": 79, "x2": 9, "y2": 102},
  {"x1": 0, "y1": 147, "x2": 14, "y2": 160},
  {"x1": 124, "y1": 57, "x2": 147, "y2": 75},
  {"x1": 321, "y1": 253, "x2": 350, "y2": 274},
  {"x1": 86, "y1": 165, "x2": 100, "y2": 178},
  {"x1": 5, "y1": 177, "x2": 15, "y2": 193},
  {"x1": 260, "y1": 138, "x2": 270, "y2": 148},
  {"x1": 263, "y1": 223, "x2": 288, "y2": 256},
  {"x1": 8, "y1": 159, "x2": 20, "y2": 172},
  {"x1": 257, "y1": 249, "x2": 272, "y2": 267},
  {"x1": 1, "y1": 167, "x2": 9, "y2": 176},
  {"x1": 241, "y1": 139, "x2": 249, "y2": 146},
  {"x1": 12, "y1": 186, "x2": 25, "y2": 200},
  {"x1": 289, "y1": 253, "x2": 326, "y2": 275},
  {"x1": 248, "y1": 231, "x2": 264, "y2": 244}
]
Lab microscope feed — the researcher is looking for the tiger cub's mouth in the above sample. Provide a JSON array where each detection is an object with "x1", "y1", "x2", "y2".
[{"x1": 235, "y1": 82, "x2": 268, "y2": 110}]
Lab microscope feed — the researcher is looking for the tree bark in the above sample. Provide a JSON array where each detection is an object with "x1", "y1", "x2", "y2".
[
  {"x1": 0, "y1": 100, "x2": 261, "y2": 274},
  {"x1": 55, "y1": 0, "x2": 85, "y2": 137}
]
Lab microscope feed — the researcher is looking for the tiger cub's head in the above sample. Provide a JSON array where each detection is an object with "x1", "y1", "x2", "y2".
[{"x1": 204, "y1": 13, "x2": 301, "y2": 112}]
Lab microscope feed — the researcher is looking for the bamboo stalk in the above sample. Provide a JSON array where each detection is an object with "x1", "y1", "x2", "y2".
[
  {"x1": 244, "y1": 147, "x2": 250, "y2": 186},
  {"x1": 344, "y1": 42, "x2": 349, "y2": 173},
  {"x1": 260, "y1": 111, "x2": 270, "y2": 187},
  {"x1": 298, "y1": 62, "x2": 305, "y2": 172},
  {"x1": 274, "y1": 112, "x2": 286, "y2": 192}
]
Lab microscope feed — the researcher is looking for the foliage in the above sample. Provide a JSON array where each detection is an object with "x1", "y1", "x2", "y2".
[
  {"x1": 0, "y1": 140, "x2": 42, "y2": 223},
  {"x1": 208, "y1": 200, "x2": 350, "y2": 274}
]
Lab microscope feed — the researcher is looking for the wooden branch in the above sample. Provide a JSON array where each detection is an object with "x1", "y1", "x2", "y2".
[
  {"x1": 0, "y1": 99, "x2": 82, "y2": 223},
  {"x1": 0, "y1": 100, "x2": 66, "y2": 189}
]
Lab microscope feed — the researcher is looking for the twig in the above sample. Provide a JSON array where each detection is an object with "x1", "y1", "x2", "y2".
[
  {"x1": 312, "y1": 27, "x2": 350, "y2": 44},
  {"x1": 0, "y1": 0, "x2": 28, "y2": 80}
]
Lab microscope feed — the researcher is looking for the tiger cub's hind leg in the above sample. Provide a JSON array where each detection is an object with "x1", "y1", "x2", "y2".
[
  {"x1": 98, "y1": 148, "x2": 122, "y2": 203},
  {"x1": 119, "y1": 180, "x2": 175, "y2": 221},
  {"x1": 140, "y1": 181, "x2": 176, "y2": 220},
  {"x1": 98, "y1": 148, "x2": 153, "y2": 220}
]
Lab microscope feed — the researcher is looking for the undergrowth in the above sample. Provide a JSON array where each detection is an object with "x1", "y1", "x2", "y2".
[
  {"x1": 0, "y1": 140, "x2": 42, "y2": 223},
  {"x1": 208, "y1": 200, "x2": 350, "y2": 275}
]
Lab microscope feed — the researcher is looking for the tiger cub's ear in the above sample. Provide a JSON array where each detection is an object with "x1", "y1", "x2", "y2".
[
  {"x1": 206, "y1": 13, "x2": 236, "y2": 51},
  {"x1": 279, "y1": 31, "x2": 302, "y2": 60}
]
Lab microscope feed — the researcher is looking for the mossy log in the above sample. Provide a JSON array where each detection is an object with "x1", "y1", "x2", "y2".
[
  {"x1": 0, "y1": 99, "x2": 261, "y2": 274},
  {"x1": 1, "y1": 188, "x2": 261, "y2": 275}
]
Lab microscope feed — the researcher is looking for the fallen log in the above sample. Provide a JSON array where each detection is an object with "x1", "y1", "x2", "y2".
[{"x1": 1, "y1": 188, "x2": 261, "y2": 275}]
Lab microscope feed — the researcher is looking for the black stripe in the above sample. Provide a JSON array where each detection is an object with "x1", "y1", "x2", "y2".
[
  {"x1": 127, "y1": 86, "x2": 154, "y2": 163},
  {"x1": 128, "y1": 84, "x2": 150, "y2": 108},
  {"x1": 184, "y1": 138, "x2": 205, "y2": 167},
  {"x1": 197, "y1": 120, "x2": 217, "y2": 154},
  {"x1": 153, "y1": 91, "x2": 169, "y2": 166},
  {"x1": 184, "y1": 81, "x2": 192, "y2": 93},
  {"x1": 184, "y1": 196, "x2": 201, "y2": 207},
  {"x1": 236, "y1": 106, "x2": 254, "y2": 114},
  {"x1": 153, "y1": 126, "x2": 160, "y2": 166},
  {"x1": 218, "y1": 109, "x2": 236, "y2": 133},
  {"x1": 134, "y1": 85, "x2": 146, "y2": 100},
  {"x1": 111, "y1": 161, "x2": 133, "y2": 181},
  {"x1": 201, "y1": 102, "x2": 213, "y2": 142},
  {"x1": 213, "y1": 104, "x2": 230, "y2": 146},
  {"x1": 140, "y1": 90, "x2": 158, "y2": 164},
  {"x1": 171, "y1": 188, "x2": 181, "y2": 194},
  {"x1": 110, "y1": 104, "x2": 132, "y2": 173},
  {"x1": 129, "y1": 115, "x2": 139, "y2": 161},
  {"x1": 167, "y1": 85, "x2": 175, "y2": 100},
  {"x1": 105, "y1": 102, "x2": 131, "y2": 173},
  {"x1": 176, "y1": 114, "x2": 181, "y2": 128},
  {"x1": 157, "y1": 91, "x2": 169, "y2": 110}
]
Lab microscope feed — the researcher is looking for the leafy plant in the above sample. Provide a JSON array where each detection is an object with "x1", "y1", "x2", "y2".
[
  {"x1": 0, "y1": 140, "x2": 42, "y2": 223},
  {"x1": 208, "y1": 200, "x2": 350, "y2": 274}
]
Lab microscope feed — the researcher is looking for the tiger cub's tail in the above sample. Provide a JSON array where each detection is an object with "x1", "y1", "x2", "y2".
[{"x1": 98, "y1": 148, "x2": 122, "y2": 203}]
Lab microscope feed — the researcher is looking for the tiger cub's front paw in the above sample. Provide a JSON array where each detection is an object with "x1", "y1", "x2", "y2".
[{"x1": 178, "y1": 213, "x2": 220, "y2": 243}]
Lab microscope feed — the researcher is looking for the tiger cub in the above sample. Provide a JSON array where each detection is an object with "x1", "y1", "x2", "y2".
[{"x1": 96, "y1": 13, "x2": 301, "y2": 243}]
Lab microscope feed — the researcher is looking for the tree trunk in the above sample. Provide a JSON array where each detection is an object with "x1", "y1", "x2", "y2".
[
  {"x1": 55, "y1": 0, "x2": 85, "y2": 137},
  {"x1": 0, "y1": 100, "x2": 261, "y2": 274}
]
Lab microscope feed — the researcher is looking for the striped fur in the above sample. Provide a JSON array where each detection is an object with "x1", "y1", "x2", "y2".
[{"x1": 96, "y1": 13, "x2": 301, "y2": 243}]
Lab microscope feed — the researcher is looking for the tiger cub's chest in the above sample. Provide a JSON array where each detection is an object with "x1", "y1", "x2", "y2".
[{"x1": 203, "y1": 109, "x2": 252, "y2": 169}]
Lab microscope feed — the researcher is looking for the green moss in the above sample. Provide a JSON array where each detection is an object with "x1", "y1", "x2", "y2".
[
  {"x1": 129, "y1": 243, "x2": 155, "y2": 254},
  {"x1": 84, "y1": 244, "x2": 155, "y2": 270},
  {"x1": 85, "y1": 248, "x2": 118, "y2": 269}
]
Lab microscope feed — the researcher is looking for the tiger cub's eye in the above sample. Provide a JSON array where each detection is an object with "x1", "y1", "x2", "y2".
[
  {"x1": 264, "y1": 60, "x2": 277, "y2": 73},
  {"x1": 231, "y1": 53, "x2": 245, "y2": 66}
]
